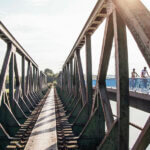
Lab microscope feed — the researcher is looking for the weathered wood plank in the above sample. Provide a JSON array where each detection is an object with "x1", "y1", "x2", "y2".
[{"x1": 25, "y1": 88, "x2": 58, "y2": 150}]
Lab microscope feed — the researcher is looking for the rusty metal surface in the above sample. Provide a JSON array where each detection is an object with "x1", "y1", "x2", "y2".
[
  {"x1": 57, "y1": 0, "x2": 150, "y2": 149},
  {"x1": 0, "y1": 19, "x2": 48, "y2": 150},
  {"x1": 107, "y1": 88, "x2": 150, "y2": 113},
  {"x1": 0, "y1": 22, "x2": 38, "y2": 67}
]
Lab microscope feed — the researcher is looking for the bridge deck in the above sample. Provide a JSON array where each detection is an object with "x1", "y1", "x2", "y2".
[{"x1": 25, "y1": 88, "x2": 58, "y2": 150}]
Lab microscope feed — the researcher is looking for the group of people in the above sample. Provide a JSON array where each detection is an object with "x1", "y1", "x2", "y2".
[{"x1": 131, "y1": 67, "x2": 150, "y2": 89}]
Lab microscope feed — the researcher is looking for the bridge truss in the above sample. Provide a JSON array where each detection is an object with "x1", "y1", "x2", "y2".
[
  {"x1": 56, "y1": 0, "x2": 150, "y2": 149},
  {"x1": 0, "y1": 21, "x2": 48, "y2": 149}
]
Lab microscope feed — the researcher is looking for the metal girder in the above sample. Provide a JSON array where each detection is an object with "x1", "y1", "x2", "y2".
[
  {"x1": 97, "y1": 14, "x2": 114, "y2": 130},
  {"x1": 132, "y1": 117, "x2": 150, "y2": 150},
  {"x1": 0, "y1": 22, "x2": 38, "y2": 68},
  {"x1": 0, "y1": 44, "x2": 13, "y2": 104},
  {"x1": 112, "y1": 0, "x2": 150, "y2": 67},
  {"x1": 63, "y1": 0, "x2": 106, "y2": 68},
  {"x1": 75, "y1": 51, "x2": 86, "y2": 104},
  {"x1": 107, "y1": 88, "x2": 150, "y2": 113},
  {"x1": 113, "y1": 9, "x2": 129, "y2": 150},
  {"x1": 58, "y1": 0, "x2": 150, "y2": 149},
  {"x1": 85, "y1": 34, "x2": 93, "y2": 114}
]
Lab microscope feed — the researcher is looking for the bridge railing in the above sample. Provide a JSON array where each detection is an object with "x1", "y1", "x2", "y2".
[
  {"x1": 93, "y1": 77, "x2": 150, "y2": 93},
  {"x1": 56, "y1": 0, "x2": 150, "y2": 150},
  {"x1": 0, "y1": 21, "x2": 48, "y2": 149}
]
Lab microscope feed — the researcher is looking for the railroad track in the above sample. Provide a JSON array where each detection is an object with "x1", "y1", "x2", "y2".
[
  {"x1": 54, "y1": 88, "x2": 79, "y2": 150},
  {"x1": 6, "y1": 89, "x2": 50, "y2": 150}
]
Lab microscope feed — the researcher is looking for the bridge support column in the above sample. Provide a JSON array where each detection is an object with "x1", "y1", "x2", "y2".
[
  {"x1": 68, "y1": 97, "x2": 82, "y2": 123},
  {"x1": 72, "y1": 103, "x2": 89, "y2": 135},
  {"x1": 77, "y1": 93, "x2": 105, "y2": 150},
  {"x1": 0, "y1": 95, "x2": 20, "y2": 137},
  {"x1": 85, "y1": 34, "x2": 93, "y2": 115},
  {"x1": 71, "y1": 34, "x2": 93, "y2": 135}
]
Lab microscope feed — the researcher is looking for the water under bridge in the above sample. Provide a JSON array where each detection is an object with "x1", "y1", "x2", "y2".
[{"x1": 0, "y1": 0, "x2": 150, "y2": 150}]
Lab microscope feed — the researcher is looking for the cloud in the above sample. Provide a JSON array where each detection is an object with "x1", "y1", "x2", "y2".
[
  {"x1": 1, "y1": 0, "x2": 149, "y2": 74},
  {"x1": 142, "y1": 0, "x2": 150, "y2": 10},
  {"x1": 0, "y1": 0, "x2": 98, "y2": 72},
  {"x1": 25, "y1": 0, "x2": 50, "y2": 6},
  {"x1": 1, "y1": 10, "x2": 149, "y2": 74},
  {"x1": 0, "y1": 12, "x2": 87, "y2": 72}
]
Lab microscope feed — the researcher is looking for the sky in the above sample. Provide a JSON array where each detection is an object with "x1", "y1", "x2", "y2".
[
  {"x1": 0, "y1": 0, "x2": 97, "y2": 73},
  {"x1": 0, "y1": 0, "x2": 150, "y2": 77}
]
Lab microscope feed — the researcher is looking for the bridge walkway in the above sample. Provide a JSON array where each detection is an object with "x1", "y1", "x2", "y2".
[
  {"x1": 5, "y1": 87, "x2": 79, "y2": 150},
  {"x1": 25, "y1": 87, "x2": 58, "y2": 150}
]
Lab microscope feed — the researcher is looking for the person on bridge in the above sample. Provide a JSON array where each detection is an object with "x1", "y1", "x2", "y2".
[
  {"x1": 131, "y1": 68, "x2": 139, "y2": 89},
  {"x1": 141, "y1": 67, "x2": 150, "y2": 89}
]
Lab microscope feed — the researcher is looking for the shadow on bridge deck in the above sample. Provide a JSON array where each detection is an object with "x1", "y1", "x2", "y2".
[{"x1": 25, "y1": 88, "x2": 58, "y2": 150}]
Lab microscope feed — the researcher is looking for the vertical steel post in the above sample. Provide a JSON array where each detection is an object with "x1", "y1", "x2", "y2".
[
  {"x1": 76, "y1": 50, "x2": 86, "y2": 104},
  {"x1": 113, "y1": 10, "x2": 129, "y2": 150},
  {"x1": 85, "y1": 34, "x2": 92, "y2": 114},
  {"x1": 22, "y1": 56, "x2": 25, "y2": 95},
  {"x1": 67, "y1": 63, "x2": 70, "y2": 94},
  {"x1": 0, "y1": 43, "x2": 12, "y2": 102},
  {"x1": 70, "y1": 59, "x2": 73, "y2": 93},
  {"x1": 33, "y1": 66, "x2": 35, "y2": 92},
  {"x1": 9, "y1": 53, "x2": 14, "y2": 102}
]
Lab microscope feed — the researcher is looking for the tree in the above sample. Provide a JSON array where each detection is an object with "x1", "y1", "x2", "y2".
[
  {"x1": 44, "y1": 68, "x2": 54, "y2": 83},
  {"x1": 44, "y1": 68, "x2": 54, "y2": 76}
]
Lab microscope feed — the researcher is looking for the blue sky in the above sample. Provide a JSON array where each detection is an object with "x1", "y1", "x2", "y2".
[{"x1": 0, "y1": 0, "x2": 150, "y2": 76}]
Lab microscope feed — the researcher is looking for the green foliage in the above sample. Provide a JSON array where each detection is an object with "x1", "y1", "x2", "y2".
[
  {"x1": 44, "y1": 68, "x2": 57, "y2": 83},
  {"x1": 44, "y1": 68, "x2": 54, "y2": 76},
  {"x1": 53, "y1": 80, "x2": 57, "y2": 86}
]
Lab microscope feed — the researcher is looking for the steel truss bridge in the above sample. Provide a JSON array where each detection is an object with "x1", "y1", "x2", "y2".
[{"x1": 0, "y1": 0, "x2": 150, "y2": 150}]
